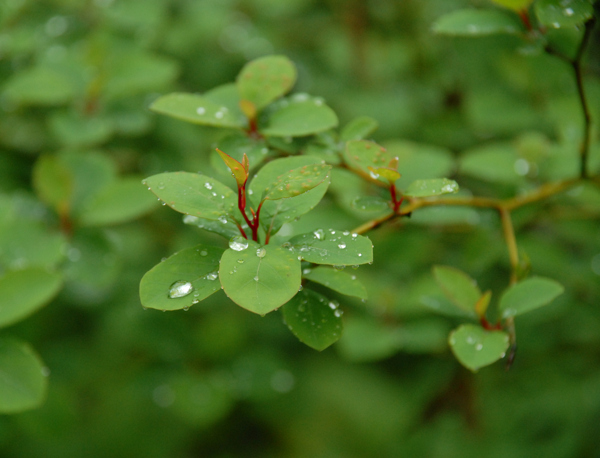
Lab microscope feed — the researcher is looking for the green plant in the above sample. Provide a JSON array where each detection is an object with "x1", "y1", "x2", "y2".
[{"x1": 140, "y1": 0, "x2": 598, "y2": 372}]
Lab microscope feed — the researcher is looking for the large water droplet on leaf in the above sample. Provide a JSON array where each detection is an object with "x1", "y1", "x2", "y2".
[
  {"x1": 229, "y1": 236, "x2": 249, "y2": 251},
  {"x1": 168, "y1": 281, "x2": 194, "y2": 298},
  {"x1": 256, "y1": 248, "x2": 267, "y2": 258}
]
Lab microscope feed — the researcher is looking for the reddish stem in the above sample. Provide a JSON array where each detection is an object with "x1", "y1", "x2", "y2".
[
  {"x1": 479, "y1": 316, "x2": 502, "y2": 331},
  {"x1": 390, "y1": 184, "x2": 403, "y2": 213},
  {"x1": 518, "y1": 9, "x2": 532, "y2": 32}
]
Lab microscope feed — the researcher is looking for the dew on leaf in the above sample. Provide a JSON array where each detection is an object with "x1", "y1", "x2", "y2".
[
  {"x1": 256, "y1": 248, "x2": 267, "y2": 258},
  {"x1": 168, "y1": 281, "x2": 194, "y2": 298},
  {"x1": 313, "y1": 229, "x2": 325, "y2": 240},
  {"x1": 253, "y1": 276, "x2": 259, "y2": 282},
  {"x1": 197, "y1": 107, "x2": 206, "y2": 115},
  {"x1": 218, "y1": 215, "x2": 228, "y2": 224},
  {"x1": 205, "y1": 272, "x2": 218, "y2": 281},
  {"x1": 333, "y1": 265, "x2": 344, "y2": 271},
  {"x1": 229, "y1": 236, "x2": 248, "y2": 251},
  {"x1": 475, "y1": 343, "x2": 483, "y2": 351},
  {"x1": 200, "y1": 250, "x2": 208, "y2": 256},
  {"x1": 338, "y1": 243, "x2": 346, "y2": 249},
  {"x1": 204, "y1": 182, "x2": 213, "y2": 190},
  {"x1": 334, "y1": 309, "x2": 343, "y2": 317}
]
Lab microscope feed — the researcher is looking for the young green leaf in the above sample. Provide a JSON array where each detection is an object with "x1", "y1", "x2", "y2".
[
  {"x1": 499, "y1": 276, "x2": 564, "y2": 318},
  {"x1": 139, "y1": 245, "x2": 224, "y2": 311},
  {"x1": 236, "y1": 55, "x2": 297, "y2": 112},
  {"x1": 0, "y1": 337, "x2": 47, "y2": 413},
  {"x1": 143, "y1": 172, "x2": 236, "y2": 220},
  {"x1": 282, "y1": 289, "x2": 343, "y2": 351},
  {"x1": 263, "y1": 163, "x2": 332, "y2": 201},
  {"x1": 343, "y1": 140, "x2": 391, "y2": 179},
  {"x1": 340, "y1": 116, "x2": 379, "y2": 142},
  {"x1": 260, "y1": 97, "x2": 338, "y2": 137},
  {"x1": 183, "y1": 215, "x2": 244, "y2": 239},
  {"x1": 150, "y1": 93, "x2": 245, "y2": 128},
  {"x1": 432, "y1": 9, "x2": 524, "y2": 36},
  {"x1": 2, "y1": 66, "x2": 76, "y2": 106},
  {"x1": 404, "y1": 178, "x2": 459, "y2": 197},
  {"x1": 352, "y1": 196, "x2": 390, "y2": 212},
  {"x1": 219, "y1": 243, "x2": 301, "y2": 315},
  {"x1": 288, "y1": 229, "x2": 373, "y2": 266},
  {"x1": 449, "y1": 324, "x2": 510, "y2": 372},
  {"x1": 216, "y1": 148, "x2": 249, "y2": 188},
  {"x1": 460, "y1": 142, "x2": 522, "y2": 184},
  {"x1": 0, "y1": 268, "x2": 63, "y2": 328},
  {"x1": 303, "y1": 266, "x2": 368, "y2": 299},
  {"x1": 491, "y1": 0, "x2": 534, "y2": 11},
  {"x1": 433, "y1": 265, "x2": 481, "y2": 313},
  {"x1": 32, "y1": 155, "x2": 73, "y2": 215},
  {"x1": 535, "y1": 0, "x2": 594, "y2": 29}
]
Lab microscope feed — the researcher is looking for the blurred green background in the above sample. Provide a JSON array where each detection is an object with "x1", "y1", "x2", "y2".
[{"x1": 1, "y1": 0, "x2": 600, "y2": 456}]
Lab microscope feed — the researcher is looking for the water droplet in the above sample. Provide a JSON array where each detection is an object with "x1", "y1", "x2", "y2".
[
  {"x1": 200, "y1": 250, "x2": 208, "y2": 256},
  {"x1": 253, "y1": 276, "x2": 259, "y2": 282},
  {"x1": 237, "y1": 259, "x2": 244, "y2": 264},
  {"x1": 205, "y1": 271, "x2": 218, "y2": 281},
  {"x1": 369, "y1": 170, "x2": 380, "y2": 180},
  {"x1": 338, "y1": 243, "x2": 346, "y2": 249},
  {"x1": 229, "y1": 236, "x2": 249, "y2": 251},
  {"x1": 313, "y1": 229, "x2": 325, "y2": 240},
  {"x1": 475, "y1": 343, "x2": 483, "y2": 351},
  {"x1": 158, "y1": 183, "x2": 165, "y2": 190},
  {"x1": 564, "y1": 7, "x2": 574, "y2": 16},
  {"x1": 351, "y1": 233, "x2": 358, "y2": 238},
  {"x1": 256, "y1": 248, "x2": 267, "y2": 258},
  {"x1": 197, "y1": 107, "x2": 206, "y2": 115},
  {"x1": 302, "y1": 268, "x2": 312, "y2": 275},
  {"x1": 218, "y1": 215, "x2": 228, "y2": 224},
  {"x1": 204, "y1": 182, "x2": 213, "y2": 190},
  {"x1": 328, "y1": 301, "x2": 337, "y2": 310},
  {"x1": 466, "y1": 336, "x2": 475, "y2": 344},
  {"x1": 183, "y1": 306, "x2": 189, "y2": 311},
  {"x1": 333, "y1": 265, "x2": 344, "y2": 271},
  {"x1": 343, "y1": 231, "x2": 350, "y2": 236},
  {"x1": 351, "y1": 265, "x2": 359, "y2": 270},
  {"x1": 168, "y1": 280, "x2": 194, "y2": 298},
  {"x1": 298, "y1": 285, "x2": 303, "y2": 291},
  {"x1": 215, "y1": 111, "x2": 224, "y2": 119},
  {"x1": 334, "y1": 309, "x2": 343, "y2": 317}
]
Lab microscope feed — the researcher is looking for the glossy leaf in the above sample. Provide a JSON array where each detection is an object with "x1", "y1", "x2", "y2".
[
  {"x1": 2, "y1": 66, "x2": 76, "y2": 106},
  {"x1": 433, "y1": 265, "x2": 481, "y2": 313},
  {"x1": 0, "y1": 337, "x2": 47, "y2": 413},
  {"x1": 352, "y1": 196, "x2": 390, "y2": 212},
  {"x1": 343, "y1": 140, "x2": 391, "y2": 179},
  {"x1": 143, "y1": 172, "x2": 236, "y2": 220},
  {"x1": 282, "y1": 289, "x2": 343, "y2": 351},
  {"x1": 432, "y1": 9, "x2": 524, "y2": 36},
  {"x1": 404, "y1": 178, "x2": 459, "y2": 197},
  {"x1": 0, "y1": 220, "x2": 66, "y2": 270},
  {"x1": 0, "y1": 268, "x2": 63, "y2": 328},
  {"x1": 261, "y1": 96, "x2": 339, "y2": 137},
  {"x1": 340, "y1": 116, "x2": 379, "y2": 141},
  {"x1": 491, "y1": 0, "x2": 534, "y2": 11},
  {"x1": 219, "y1": 243, "x2": 301, "y2": 315},
  {"x1": 535, "y1": 0, "x2": 594, "y2": 29},
  {"x1": 236, "y1": 55, "x2": 297, "y2": 111},
  {"x1": 150, "y1": 93, "x2": 245, "y2": 128},
  {"x1": 263, "y1": 163, "x2": 331, "y2": 201},
  {"x1": 78, "y1": 178, "x2": 158, "y2": 226},
  {"x1": 420, "y1": 294, "x2": 478, "y2": 319},
  {"x1": 183, "y1": 215, "x2": 243, "y2": 239},
  {"x1": 336, "y1": 316, "x2": 401, "y2": 361},
  {"x1": 303, "y1": 266, "x2": 368, "y2": 299},
  {"x1": 288, "y1": 229, "x2": 373, "y2": 266},
  {"x1": 460, "y1": 142, "x2": 522, "y2": 184},
  {"x1": 249, "y1": 156, "x2": 330, "y2": 234},
  {"x1": 139, "y1": 245, "x2": 224, "y2": 311},
  {"x1": 499, "y1": 276, "x2": 564, "y2": 318},
  {"x1": 449, "y1": 324, "x2": 510, "y2": 372}
]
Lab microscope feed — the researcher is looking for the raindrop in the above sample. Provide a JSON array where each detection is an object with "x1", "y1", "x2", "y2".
[
  {"x1": 302, "y1": 268, "x2": 312, "y2": 275},
  {"x1": 229, "y1": 236, "x2": 249, "y2": 251},
  {"x1": 564, "y1": 7, "x2": 574, "y2": 16},
  {"x1": 343, "y1": 231, "x2": 350, "y2": 236},
  {"x1": 351, "y1": 233, "x2": 358, "y2": 238},
  {"x1": 205, "y1": 272, "x2": 218, "y2": 281},
  {"x1": 253, "y1": 276, "x2": 259, "y2": 282},
  {"x1": 215, "y1": 111, "x2": 224, "y2": 119},
  {"x1": 333, "y1": 265, "x2": 345, "y2": 271},
  {"x1": 200, "y1": 250, "x2": 208, "y2": 256},
  {"x1": 369, "y1": 170, "x2": 380, "y2": 180},
  {"x1": 351, "y1": 265, "x2": 359, "y2": 270},
  {"x1": 298, "y1": 285, "x2": 303, "y2": 291},
  {"x1": 313, "y1": 229, "x2": 325, "y2": 240},
  {"x1": 237, "y1": 259, "x2": 244, "y2": 264},
  {"x1": 475, "y1": 343, "x2": 483, "y2": 351},
  {"x1": 328, "y1": 301, "x2": 337, "y2": 310},
  {"x1": 196, "y1": 107, "x2": 206, "y2": 115},
  {"x1": 218, "y1": 215, "x2": 228, "y2": 224},
  {"x1": 183, "y1": 306, "x2": 189, "y2": 311},
  {"x1": 204, "y1": 182, "x2": 213, "y2": 190},
  {"x1": 256, "y1": 248, "x2": 267, "y2": 258},
  {"x1": 338, "y1": 243, "x2": 346, "y2": 249},
  {"x1": 168, "y1": 281, "x2": 194, "y2": 298},
  {"x1": 334, "y1": 309, "x2": 343, "y2": 317}
]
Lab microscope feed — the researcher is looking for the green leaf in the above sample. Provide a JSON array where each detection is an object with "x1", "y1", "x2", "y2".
[
  {"x1": 260, "y1": 96, "x2": 339, "y2": 137},
  {"x1": 449, "y1": 324, "x2": 510, "y2": 372},
  {"x1": 460, "y1": 142, "x2": 522, "y2": 184},
  {"x1": 433, "y1": 265, "x2": 481, "y2": 313},
  {"x1": 499, "y1": 276, "x2": 564, "y2": 318},
  {"x1": 263, "y1": 163, "x2": 332, "y2": 201},
  {"x1": 340, "y1": 116, "x2": 379, "y2": 141},
  {"x1": 288, "y1": 229, "x2": 373, "y2": 266},
  {"x1": 303, "y1": 266, "x2": 368, "y2": 299},
  {"x1": 249, "y1": 156, "x2": 330, "y2": 234},
  {"x1": 183, "y1": 215, "x2": 243, "y2": 239},
  {"x1": 535, "y1": 0, "x2": 594, "y2": 29},
  {"x1": 404, "y1": 178, "x2": 459, "y2": 197},
  {"x1": 236, "y1": 55, "x2": 297, "y2": 111},
  {"x1": 150, "y1": 93, "x2": 245, "y2": 128},
  {"x1": 48, "y1": 111, "x2": 114, "y2": 147},
  {"x1": 2, "y1": 66, "x2": 77, "y2": 106},
  {"x1": 216, "y1": 148, "x2": 248, "y2": 188},
  {"x1": 143, "y1": 172, "x2": 236, "y2": 221},
  {"x1": 0, "y1": 220, "x2": 66, "y2": 270},
  {"x1": 491, "y1": 0, "x2": 534, "y2": 11},
  {"x1": 32, "y1": 155, "x2": 73, "y2": 214},
  {"x1": 352, "y1": 196, "x2": 390, "y2": 212},
  {"x1": 282, "y1": 289, "x2": 343, "y2": 351},
  {"x1": 432, "y1": 9, "x2": 524, "y2": 36},
  {"x1": 336, "y1": 316, "x2": 400, "y2": 361},
  {"x1": 219, "y1": 242, "x2": 301, "y2": 315},
  {"x1": 139, "y1": 245, "x2": 224, "y2": 311},
  {"x1": 0, "y1": 268, "x2": 63, "y2": 328},
  {"x1": 420, "y1": 294, "x2": 478, "y2": 319},
  {"x1": 343, "y1": 140, "x2": 391, "y2": 178},
  {"x1": 0, "y1": 337, "x2": 47, "y2": 413},
  {"x1": 78, "y1": 178, "x2": 158, "y2": 226}
]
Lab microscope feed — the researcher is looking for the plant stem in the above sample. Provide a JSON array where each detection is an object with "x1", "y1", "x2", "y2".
[{"x1": 499, "y1": 208, "x2": 519, "y2": 285}]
